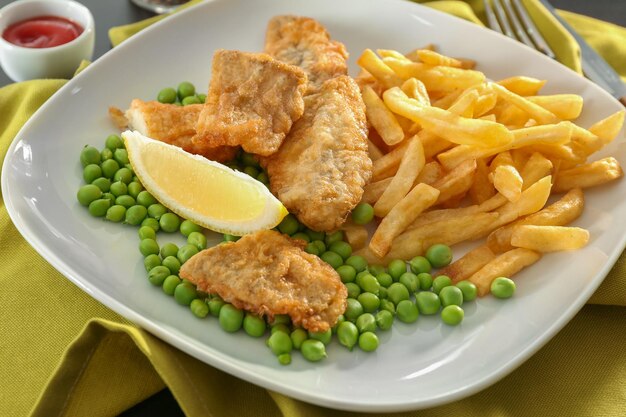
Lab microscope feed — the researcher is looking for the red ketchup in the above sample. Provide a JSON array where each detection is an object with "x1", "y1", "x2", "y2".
[{"x1": 2, "y1": 15, "x2": 83, "y2": 48}]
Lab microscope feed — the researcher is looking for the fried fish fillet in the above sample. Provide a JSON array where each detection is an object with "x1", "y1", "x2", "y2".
[
  {"x1": 192, "y1": 49, "x2": 307, "y2": 157},
  {"x1": 179, "y1": 230, "x2": 347, "y2": 332},
  {"x1": 124, "y1": 99, "x2": 236, "y2": 162},
  {"x1": 263, "y1": 76, "x2": 372, "y2": 231},
  {"x1": 265, "y1": 15, "x2": 348, "y2": 93}
]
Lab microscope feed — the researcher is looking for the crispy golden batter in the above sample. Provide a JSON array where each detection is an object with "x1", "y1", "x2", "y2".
[
  {"x1": 265, "y1": 15, "x2": 348, "y2": 93},
  {"x1": 264, "y1": 76, "x2": 372, "y2": 231},
  {"x1": 125, "y1": 99, "x2": 236, "y2": 162},
  {"x1": 179, "y1": 230, "x2": 347, "y2": 332},
  {"x1": 192, "y1": 50, "x2": 307, "y2": 157}
]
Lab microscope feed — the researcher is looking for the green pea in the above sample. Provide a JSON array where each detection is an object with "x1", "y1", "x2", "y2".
[
  {"x1": 324, "y1": 231, "x2": 344, "y2": 247},
  {"x1": 136, "y1": 191, "x2": 157, "y2": 207},
  {"x1": 162, "y1": 256, "x2": 181, "y2": 275},
  {"x1": 399, "y1": 272, "x2": 419, "y2": 293},
  {"x1": 158, "y1": 242, "x2": 178, "y2": 258},
  {"x1": 301, "y1": 339, "x2": 326, "y2": 362},
  {"x1": 83, "y1": 164, "x2": 102, "y2": 183},
  {"x1": 127, "y1": 182, "x2": 143, "y2": 198},
  {"x1": 125, "y1": 205, "x2": 147, "y2": 225},
  {"x1": 379, "y1": 299, "x2": 396, "y2": 315},
  {"x1": 187, "y1": 231, "x2": 207, "y2": 251},
  {"x1": 144, "y1": 254, "x2": 161, "y2": 272},
  {"x1": 238, "y1": 314, "x2": 264, "y2": 337},
  {"x1": 100, "y1": 159, "x2": 120, "y2": 179},
  {"x1": 290, "y1": 328, "x2": 307, "y2": 350},
  {"x1": 356, "y1": 313, "x2": 377, "y2": 333},
  {"x1": 278, "y1": 214, "x2": 299, "y2": 235},
  {"x1": 306, "y1": 229, "x2": 325, "y2": 242},
  {"x1": 80, "y1": 145, "x2": 101, "y2": 167},
  {"x1": 368, "y1": 264, "x2": 386, "y2": 276},
  {"x1": 336, "y1": 265, "x2": 356, "y2": 283},
  {"x1": 312, "y1": 240, "x2": 326, "y2": 254},
  {"x1": 138, "y1": 225, "x2": 156, "y2": 240},
  {"x1": 291, "y1": 232, "x2": 310, "y2": 243},
  {"x1": 208, "y1": 297, "x2": 225, "y2": 317},
  {"x1": 223, "y1": 234, "x2": 240, "y2": 242},
  {"x1": 147, "y1": 203, "x2": 168, "y2": 220},
  {"x1": 273, "y1": 315, "x2": 291, "y2": 326},
  {"x1": 162, "y1": 275, "x2": 181, "y2": 295},
  {"x1": 345, "y1": 298, "x2": 364, "y2": 321},
  {"x1": 441, "y1": 305, "x2": 464, "y2": 325},
  {"x1": 491, "y1": 277, "x2": 516, "y2": 299},
  {"x1": 239, "y1": 151, "x2": 259, "y2": 167},
  {"x1": 415, "y1": 291, "x2": 441, "y2": 315},
  {"x1": 160, "y1": 212, "x2": 181, "y2": 233},
  {"x1": 351, "y1": 202, "x2": 374, "y2": 225},
  {"x1": 378, "y1": 286, "x2": 388, "y2": 300},
  {"x1": 432, "y1": 275, "x2": 452, "y2": 295},
  {"x1": 387, "y1": 282, "x2": 410, "y2": 305},
  {"x1": 409, "y1": 256, "x2": 432, "y2": 274},
  {"x1": 337, "y1": 321, "x2": 359, "y2": 350},
  {"x1": 329, "y1": 241, "x2": 352, "y2": 260},
  {"x1": 105, "y1": 134, "x2": 124, "y2": 150},
  {"x1": 358, "y1": 332, "x2": 379, "y2": 352},
  {"x1": 376, "y1": 273, "x2": 393, "y2": 288},
  {"x1": 105, "y1": 205, "x2": 126, "y2": 222},
  {"x1": 271, "y1": 324, "x2": 290, "y2": 335},
  {"x1": 343, "y1": 255, "x2": 366, "y2": 273},
  {"x1": 425, "y1": 243, "x2": 453, "y2": 268},
  {"x1": 77, "y1": 184, "x2": 102, "y2": 206},
  {"x1": 174, "y1": 282, "x2": 197, "y2": 306},
  {"x1": 190, "y1": 299, "x2": 209, "y2": 318},
  {"x1": 257, "y1": 172, "x2": 269, "y2": 185},
  {"x1": 439, "y1": 285, "x2": 464, "y2": 307},
  {"x1": 388, "y1": 259, "x2": 406, "y2": 281},
  {"x1": 88, "y1": 199, "x2": 110, "y2": 217},
  {"x1": 101, "y1": 148, "x2": 113, "y2": 161},
  {"x1": 113, "y1": 167, "x2": 132, "y2": 184},
  {"x1": 101, "y1": 192, "x2": 115, "y2": 205},
  {"x1": 91, "y1": 177, "x2": 111, "y2": 193},
  {"x1": 177, "y1": 244, "x2": 199, "y2": 264},
  {"x1": 148, "y1": 266, "x2": 170, "y2": 286},
  {"x1": 308, "y1": 328, "x2": 332, "y2": 345},
  {"x1": 157, "y1": 87, "x2": 177, "y2": 104},
  {"x1": 396, "y1": 300, "x2": 419, "y2": 323},
  {"x1": 345, "y1": 282, "x2": 361, "y2": 299},
  {"x1": 356, "y1": 273, "x2": 380, "y2": 295},
  {"x1": 141, "y1": 217, "x2": 160, "y2": 232},
  {"x1": 182, "y1": 95, "x2": 201, "y2": 105},
  {"x1": 332, "y1": 315, "x2": 345, "y2": 334},
  {"x1": 177, "y1": 81, "x2": 196, "y2": 100},
  {"x1": 375, "y1": 310, "x2": 394, "y2": 331},
  {"x1": 243, "y1": 165, "x2": 259, "y2": 178},
  {"x1": 139, "y1": 238, "x2": 159, "y2": 257},
  {"x1": 417, "y1": 272, "x2": 433, "y2": 291},
  {"x1": 197, "y1": 93, "x2": 207, "y2": 103},
  {"x1": 219, "y1": 304, "x2": 244, "y2": 332},
  {"x1": 357, "y1": 292, "x2": 380, "y2": 313},
  {"x1": 304, "y1": 243, "x2": 319, "y2": 256},
  {"x1": 456, "y1": 280, "x2": 478, "y2": 301},
  {"x1": 110, "y1": 181, "x2": 128, "y2": 197},
  {"x1": 180, "y1": 219, "x2": 202, "y2": 237},
  {"x1": 320, "y1": 251, "x2": 343, "y2": 269}
]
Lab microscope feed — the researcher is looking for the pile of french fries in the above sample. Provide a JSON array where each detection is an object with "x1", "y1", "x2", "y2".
[{"x1": 346, "y1": 45, "x2": 625, "y2": 297}]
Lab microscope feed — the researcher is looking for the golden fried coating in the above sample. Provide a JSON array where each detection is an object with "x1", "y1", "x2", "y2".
[
  {"x1": 179, "y1": 230, "x2": 347, "y2": 332},
  {"x1": 125, "y1": 99, "x2": 236, "y2": 162},
  {"x1": 192, "y1": 50, "x2": 307, "y2": 157},
  {"x1": 265, "y1": 15, "x2": 349, "y2": 93},
  {"x1": 263, "y1": 76, "x2": 372, "y2": 232}
]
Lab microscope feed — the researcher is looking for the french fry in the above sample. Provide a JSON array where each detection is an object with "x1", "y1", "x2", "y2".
[
  {"x1": 520, "y1": 152, "x2": 553, "y2": 189},
  {"x1": 469, "y1": 158, "x2": 496, "y2": 204},
  {"x1": 362, "y1": 85, "x2": 405, "y2": 146},
  {"x1": 362, "y1": 177, "x2": 392, "y2": 204},
  {"x1": 448, "y1": 89, "x2": 480, "y2": 118},
  {"x1": 490, "y1": 176, "x2": 552, "y2": 231},
  {"x1": 420, "y1": 130, "x2": 455, "y2": 159},
  {"x1": 490, "y1": 82, "x2": 559, "y2": 125},
  {"x1": 489, "y1": 151, "x2": 515, "y2": 172},
  {"x1": 553, "y1": 157, "x2": 623, "y2": 192},
  {"x1": 341, "y1": 223, "x2": 369, "y2": 250},
  {"x1": 371, "y1": 140, "x2": 410, "y2": 181},
  {"x1": 357, "y1": 49, "x2": 403, "y2": 89},
  {"x1": 432, "y1": 159, "x2": 477, "y2": 205},
  {"x1": 510, "y1": 225, "x2": 589, "y2": 252},
  {"x1": 367, "y1": 138, "x2": 385, "y2": 161},
  {"x1": 588, "y1": 110, "x2": 625, "y2": 146},
  {"x1": 439, "y1": 245, "x2": 496, "y2": 283},
  {"x1": 383, "y1": 58, "x2": 486, "y2": 92},
  {"x1": 383, "y1": 87, "x2": 513, "y2": 148},
  {"x1": 473, "y1": 92, "x2": 498, "y2": 117},
  {"x1": 497, "y1": 76, "x2": 546, "y2": 96},
  {"x1": 376, "y1": 49, "x2": 411, "y2": 61},
  {"x1": 369, "y1": 184, "x2": 440, "y2": 257},
  {"x1": 510, "y1": 149, "x2": 531, "y2": 171},
  {"x1": 374, "y1": 136, "x2": 425, "y2": 216},
  {"x1": 415, "y1": 161, "x2": 445, "y2": 185},
  {"x1": 527, "y1": 94, "x2": 583, "y2": 120},
  {"x1": 432, "y1": 89, "x2": 463, "y2": 109},
  {"x1": 401, "y1": 78, "x2": 430, "y2": 106},
  {"x1": 468, "y1": 248, "x2": 541, "y2": 296},
  {"x1": 414, "y1": 49, "x2": 464, "y2": 68},
  {"x1": 492, "y1": 165, "x2": 523, "y2": 202},
  {"x1": 486, "y1": 187, "x2": 584, "y2": 253}
]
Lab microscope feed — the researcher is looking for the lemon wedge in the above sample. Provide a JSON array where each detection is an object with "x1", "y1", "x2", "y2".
[{"x1": 122, "y1": 130, "x2": 288, "y2": 235}]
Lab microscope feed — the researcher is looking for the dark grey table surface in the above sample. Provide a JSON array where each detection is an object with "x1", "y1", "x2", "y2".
[{"x1": 1, "y1": 0, "x2": 624, "y2": 415}]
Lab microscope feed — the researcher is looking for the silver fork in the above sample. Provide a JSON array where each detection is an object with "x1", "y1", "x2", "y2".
[{"x1": 483, "y1": 0, "x2": 556, "y2": 59}]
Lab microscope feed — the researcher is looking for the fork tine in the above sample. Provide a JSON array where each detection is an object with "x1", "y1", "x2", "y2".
[
  {"x1": 492, "y1": 0, "x2": 517, "y2": 39},
  {"x1": 501, "y1": 0, "x2": 537, "y2": 50},
  {"x1": 483, "y1": 0, "x2": 504, "y2": 34},
  {"x1": 511, "y1": 0, "x2": 557, "y2": 59}
]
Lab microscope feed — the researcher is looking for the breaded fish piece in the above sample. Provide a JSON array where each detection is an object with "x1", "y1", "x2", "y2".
[
  {"x1": 263, "y1": 76, "x2": 372, "y2": 231},
  {"x1": 265, "y1": 15, "x2": 348, "y2": 93},
  {"x1": 179, "y1": 230, "x2": 347, "y2": 332},
  {"x1": 192, "y1": 50, "x2": 307, "y2": 157},
  {"x1": 125, "y1": 99, "x2": 236, "y2": 162}
]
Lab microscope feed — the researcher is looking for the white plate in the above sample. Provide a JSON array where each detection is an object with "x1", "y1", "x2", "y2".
[{"x1": 3, "y1": 0, "x2": 625, "y2": 412}]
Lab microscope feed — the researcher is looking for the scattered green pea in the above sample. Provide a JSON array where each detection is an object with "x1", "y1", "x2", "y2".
[
  {"x1": 324, "y1": 231, "x2": 344, "y2": 247},
  {"x1": 141, "y1": 217, "x2": 160, "y2": 232},
  {"x1": 113, "y1": 167, "x2": 132, "y2": 184},
  {"x1": 336, "y1": 264, "x2": 356, "y2": 283},
  {"x1": 301, "y1": 339, "x2": 326, "y2": 362},
  {"x1": 177, "y1": 81, "x2": 196, "y2": 100},
  {"x1": 278, "y1": 214, "x2": 299, "y2": 235},
  {"x1": 305, "y1": 243, "x2": 320, "y2": 256},
  {"x1": 417, "y1": 272, "x2": 433, "y2": 291},
  {"x1": 162, "y1": 275, "x2": 181, "y2": 294},
  {"x1": 219, "y1": 304, "x2": 244, "y2": 332},
  {"x1": 396, "y1": 300, "x2": 419, "y2": 323},
  {"x1": 105, "y1": 134, "x2": 124, "y2": 150},
  {"x1": 88, "y1": 199, "x2": 110, "y2": 217},
  {"x1": 101, "y1": 192, "x2": 115, "y2": 205},
  {"x1": 356, "y1": 273, "x2": 380, "y2": 295},
  {"x1": 110, "y1": 181, "x2": 128, "y2": 197},
  {"x1": 160, "y1": 212, "x2": 181, "y2": 232},
  {"x1": 311, "y1": 240, "x2": 326, "y2": 254},
  {"x1": 399, "y1": 272, "x2": 419, "y2": 293},
  {"x1": 187, "y1": 231, "x2": 207, "y2": 251},
  {"x1": 344, "y1": 255, "x2": 367, "y2": 273},
  {"x1": 387, "y1": 282, "x2": 410, "y2": 305},
  {"x1": 77, "y1": 184, "x2": 102, "y2": 206},
  {"x1": 174, "y1": 282, "x2": 197, "y2": 306},
  {"x1": 190, "y1": 299, "x2": 209, "y2": 318},
  {"x1": 197, "y1": 93, "x2": 207, "y2": 103},
  {"x1": 456, "y1": 280, "x2": 478, "y2": 301},
  {"x1": 257, "y1": 172, "x2": 269, "y2": 185},
  {"x1": 138, "y1": 225, "x2": 156, "y2": 240},
  {"x1": 356, "y1": 313, "x2": 377, "y2": 333},
  {"x1": 409, "y1": 256, "x2": 432, "y2": 274},
  {"x1": 291, "y1": 232, "x2": 310, "y2": 243},
  {"x1": 415, "y1": 291, "x2": 441, "y2": 315},
  {"x1": 375, "y1": 310, "x2": 394, "y2": 331},
  {"x1": 162, "y1": 256, "x2": 181, "y2": 275},
  {"x1": 320, "y1": 251, "x2": 343, "y2": 269},
  {"x1": 83, "y1": 164, "x2": 102, "y2": 183},
  {"x1": 144, "y1": 254, "x2": 161, "y2": 272},
  {"x1": 177, "y1": 244, "x2": 199, "y2": 264},
  {"x1": 376, "y1": 273, "x2": 393, "y2": 288},
  {"x1": 337, "y1": 321, "x2": 359, "y2": 350},
  {"x1": 387, "y1": 259, "x2": 406, "y2": 281},
  {"x1": 441, "y1": 305, "x2": 464, "y2": 325},
  {"x1": 308, "y1": 328, "x2": 332, "y2": 345},
  {"x1": 277, "y1": 353, "x2": 291, "y2": 365},
  {"x1": 182, "y1": 95, "x2": 201, "y2": 105},
  {"x1": 329, "y1": 241, "x2": 352, "y2": 260},
  {"x1": 368, "y1": 264, "x2": 386, "y2": 276},
  {"x1": 127, "y1": 182, "x2": 143, "y2": 198},
  {"x1": 425, "y1": 243, "x2": 453, "y2": 268},
  {"x1": 148, "y1": 265, "x2": 170, "y2": 286},
  {"x1": 91, "y1": 177, "x2": 111, "y2": 193},
  {"x1": 351, "y1": 202, "x2": 374, "y2": 225},
  {"x1": 491, "y1": 277, "x2": 516, "y2": 299},
  {"x1": 147, "y1": 203, "x2": 167, "y2": 220},
  {"x1": 345, "y1": 298, "x2": 364, "y2": 321},
  {"x1": 208, "y1": 297, "x2": 225, "y2": 317},
  {"x1": 345, "y1": 282, "x2": 361, "y2": 299},
  {"x1": 432, "y1": 275, "x2": 453, "y2": 295},
  {"x1": 137, "y1": 190, "x2": 157, "y2": 207},
  {"x1": 271, "y1": 323, "x2": 290, "y2": 335},
  {"x1": 358, "y1": 332, "x2": 379, "y2": 352},
  {"x1": 125, "y1": 205, "x2": 148, "y2": 225},
  {"x1": 290, "y1": 328, "x2": 307, "y2": 350},
  {"x1": 139, "y1": 238, "x2": 159, "y2": 257},
  {"x1": 100, "y1": 159, "x2": 120, "y2": 179},
  {"x1": 101, "y1": 148, "x2": 113, "y2": 161},
  {"x1": 357, "y1": 292, "x2": 380, "y2": 313},
  {"x1": 306, "y1": 229, "x2": 325, "y2": 242},
  {"x1": 379, "y1": 299, "x2": 396, "y2": 315},
  {"x1": 80, "y1": 145, "x2": 101, "y2": 167},
  {"x1": 105, "y1": 205, "x2": 126, "y2": 222},
  {"x1": 439, "y1": 285, "x2": 464, "y2": 307}
]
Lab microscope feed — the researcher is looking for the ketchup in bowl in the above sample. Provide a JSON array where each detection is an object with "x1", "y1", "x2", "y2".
[{"x1": 2, "y1": 15, "x2": 83, "y2": 48}]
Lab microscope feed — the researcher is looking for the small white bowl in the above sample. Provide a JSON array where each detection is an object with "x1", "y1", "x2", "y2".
[{"x1": 0, "y1": 0, "x2": 95, "y2": 82}]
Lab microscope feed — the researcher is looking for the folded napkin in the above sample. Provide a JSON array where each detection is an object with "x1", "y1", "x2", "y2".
[{"x1": 1, "y1": 1, "x2": 625, "y2": 416}]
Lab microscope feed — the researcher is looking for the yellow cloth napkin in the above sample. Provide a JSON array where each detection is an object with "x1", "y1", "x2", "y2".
[{"x1": 1, "y1": 1, "x2": 626, "y2": 416}]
